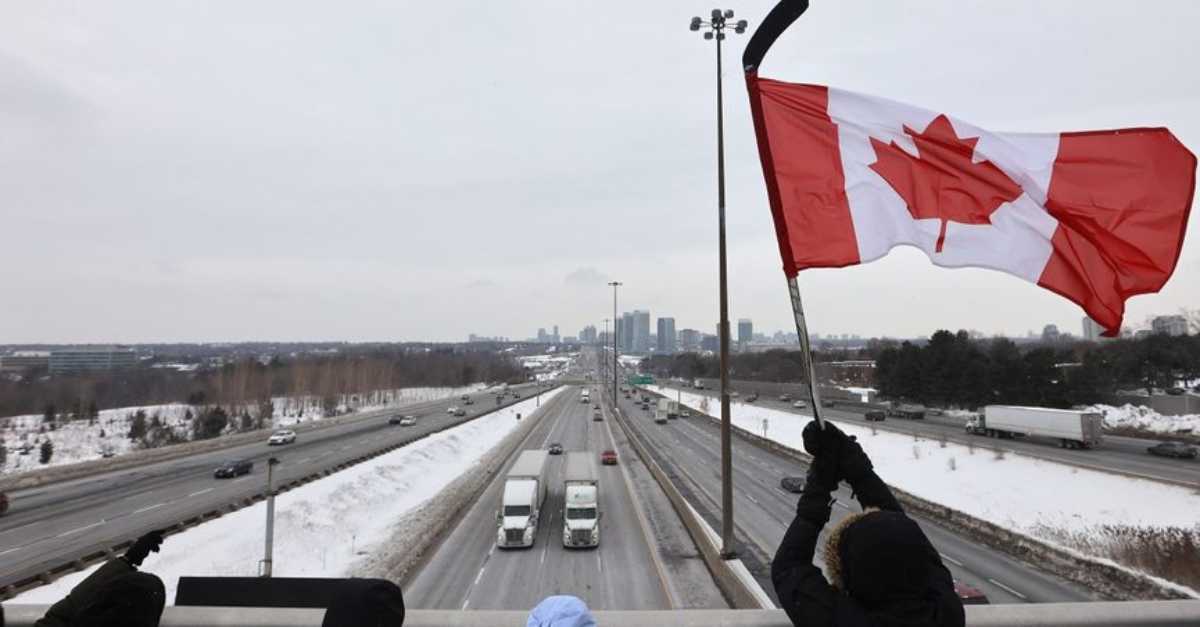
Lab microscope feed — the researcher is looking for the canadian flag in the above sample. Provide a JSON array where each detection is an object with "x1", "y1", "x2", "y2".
[{"x1": 746, "y1": 77, "x2": 1196, "y2": 335}]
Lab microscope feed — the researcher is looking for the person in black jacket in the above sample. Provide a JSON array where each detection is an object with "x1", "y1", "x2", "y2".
[
  {"x1": 773, "y1": 421, "x2": 964, "y2": 627},
  {"x1": 35, "y1": 531, "x2": 166, "y2": 627}
]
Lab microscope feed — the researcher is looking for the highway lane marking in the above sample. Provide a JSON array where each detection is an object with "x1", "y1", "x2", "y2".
[
  {"x1": 57, "y1": 521, "x2": 104, "y2": 538},
  {"x1": 988, "y1": 577, "x2": 1027, "y2": 600},
  {"x1": 296, "y1": 457, "x2": 313, "y2": 464},
  {"x1": 746, "y1": 493, "x2": 761, "y2": 506},
  {"x1": 232, "y1": 477, "x2": 249, "y2": 483},
  {"x1": 133, "y1": 503, "x2": 165, "y2": 514},
  {"x1": 473, "y1": 566, "x2": 486, "y2": 586},
  {"x1": 461, "y1": 599, "x2": 470, "y2": 610},
  {"x1": 188, "y1": 488, "x2": 214, "y2": 498},
  {"x1": 0, "y1": 546, "x2": 22, "y2": 556},
  {"x1": 939, "y1": 553, "x2": 964, "y2": 567}
]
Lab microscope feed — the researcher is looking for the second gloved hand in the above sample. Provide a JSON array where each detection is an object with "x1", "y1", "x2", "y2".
[
  {"x1": 124, "y1": 530, "x2": 165, "y2": 567},
  {"x1": 802, "y1": 419, "x2": 872, "y2": 482}
]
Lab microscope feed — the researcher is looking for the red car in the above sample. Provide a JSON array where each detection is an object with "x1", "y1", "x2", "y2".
[
  {"x1": 954, "y1": 580, "x2": 990, "y2": 605},
  {"x1": 600, "y1": 450, "x2": 618, "y2": 465}
]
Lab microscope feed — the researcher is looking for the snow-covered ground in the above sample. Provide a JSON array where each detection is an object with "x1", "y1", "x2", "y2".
[
  {"x1": 837, "y1": 386, "x2": 877, "y2": 403},
  {"x1": 647, "y1": 385, "x2": 1200, "y2": 591},
  {"x1": 1086, "y1": 403, "x2": 1200, "y2": 436},
  {"x1": 519, "y1": 353, "x2": 576, "y2": 382},
  {"x1": 13, "y1": 389, "x2": 563, "y2": 604},
  {"x1": 1, "y1": 384, "x2": 487, "y2": 475}
]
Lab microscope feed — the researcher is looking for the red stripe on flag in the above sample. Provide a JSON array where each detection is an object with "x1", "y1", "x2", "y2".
[
  {"x1": 747, "y1": 76, "x2": 859, "y2": 276},
  {"x1": 1039, "y1": 128, "x2": 1196, "y2": 335}
]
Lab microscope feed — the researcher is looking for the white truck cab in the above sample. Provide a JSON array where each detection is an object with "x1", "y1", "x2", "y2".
[{"x1": 562, "y1": 452, "x2": 600, "y2": 548}]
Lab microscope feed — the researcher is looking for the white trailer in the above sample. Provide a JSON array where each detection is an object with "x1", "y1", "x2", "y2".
[
  {"x1": 654, "y1": 398, "x2": 670, "y2": 424},
  {"x1": 562, "y1": 452, "x2": 600, "y2": 548},
  {"x1": 580, "y1": 388, "x2": 591, "y2": 404},
  {"x1": 693, "y1": 379, "x2": 705, "y2": 389},
  {"x1": 497, "y1": 450, "x2": 549, "y2": 548},
  {"x1": 967, "y1": 405, "x2": 1104, "y2": 449}
]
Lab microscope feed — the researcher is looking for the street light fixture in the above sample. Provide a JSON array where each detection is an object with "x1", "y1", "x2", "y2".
[{"x1": 688, "y1": 7, "x2": 747, "y2": 560}]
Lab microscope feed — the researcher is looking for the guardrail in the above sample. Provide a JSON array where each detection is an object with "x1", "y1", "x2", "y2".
[
  {"x1": 0, "y1": 386, "x2": 561, "y2": 600},
  {"x1": 6, "y1": 603, "x2": 1200, "y2": 626}
]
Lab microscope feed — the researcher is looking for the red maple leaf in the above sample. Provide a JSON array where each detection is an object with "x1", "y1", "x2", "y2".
[{"x1": 869, "y1": 115, "x2": 1022, "y2": 252}]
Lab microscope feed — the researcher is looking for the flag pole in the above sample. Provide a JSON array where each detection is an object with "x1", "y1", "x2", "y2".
[{"x1": 786, "y1": 276, "x2": 825, "y2": 428}]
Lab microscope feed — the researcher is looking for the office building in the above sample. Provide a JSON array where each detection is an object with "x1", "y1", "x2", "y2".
[
  {"x1": 656, "y1": 317, "x2": 677, "y2": 354},
  {"x1": 1152, "y1": 315, "x2": 1188, "y2": 337},
  {"x1": 679, "y1": 329, "x2": 701, "y2": 352},
  {"x1": 620, "y1": 313, "x2": 634, "y2": 352},
  {"x1": 1081, "y1": 317, "x2": 1111, "y2": 342},
  {"x1": 737, "y1": 319, "x2": 753, "y2": 349},
  {"x1": 580, "y1": 325, "x2": 597, "y2": 344},
  {"x1": 49, "y1": 347, "x2": 137, "y2": 375},
  {"x1": 632, "y1": 310, "x2": 651, "y2": 354},
  {"x1": 0, "y1": 351, "x2": 50, "y2": 373},
  {"x1": 700, "y1": 333, "x2": 719, "y2": 352},
  {"x1": 1041, "y1": 324, "x2": 1061, "y2": 343}
]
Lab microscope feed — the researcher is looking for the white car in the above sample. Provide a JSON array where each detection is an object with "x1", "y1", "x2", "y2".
[
  {"x1": 792, "y1": 400, "x2": 807, "y2": 409},
  {"x1": 399, "y1": 416, "x2": 417, "y2": 427},
  {"x1": 267, "y1": 430, "x2": 296, "y2": 445},
  {"x1": 447, "y1": 406, "x2": 459, "y2": 414}
]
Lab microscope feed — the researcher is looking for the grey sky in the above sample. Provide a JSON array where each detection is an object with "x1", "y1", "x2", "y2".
[{"x1": 1, "y1": 1, "x2": 1197, "y2": 343}]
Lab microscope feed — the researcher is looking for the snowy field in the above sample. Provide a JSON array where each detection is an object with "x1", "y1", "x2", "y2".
[
  {"x1": 1, "y1": 384, "x2": 487, "y2": 475},
  {"x1": 13, "y1": 389, "x2": 562, "y2": 604},
  {"x1": 647, "y1": 385, "x2": 1200, "y2": 591},
  {"x1": 1087, "y1": 403, "x2": 1200, "y2": 436}
]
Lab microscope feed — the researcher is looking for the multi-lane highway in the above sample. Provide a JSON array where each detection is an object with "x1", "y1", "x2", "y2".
[
  {"x1": 613, "y1": 386, "x2": 1094, "y2": 605},
  {"x1": 0, "y1": 383, "x2": 543, "y2": 593},
  {"x1": 407, "y1": 385, "x2": 724, "y2": 610},
  {"x1": 655, "y1": 380, "x2": 1200, "y2": 486}
]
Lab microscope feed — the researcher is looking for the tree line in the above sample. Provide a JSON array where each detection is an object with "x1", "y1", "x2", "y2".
[{"x1": 0, "y1": 348, "x2": 525, "y2": 418}]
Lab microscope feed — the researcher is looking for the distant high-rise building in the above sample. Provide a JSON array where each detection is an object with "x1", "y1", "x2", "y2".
[
  {"x1": 632, "y1": 310, "x2": 651, "y2": 353},
  {"x1": 657, "y1": 317, "x2": 677, "y2": 354},
  {"x1": 1151, "y1": 315, "x2": 1188, "y2": 337},
  {"x1": 1081, "y1": 317, "x2": 1110, "y2": 342},
  {"x1": 552, "y1": 325, "x2": 560, "y2": 343},
  {"x1": 620, "y1": 312, "x2": 635, "y2": 352},
  {"x1": 580, "y1": 325, "x2": 598, "y2": 344},
  {"x1": 679, "y1": 328, "x2": 701, "y2": 351},
  {"x1": 737, "y1": 319, "x2": 753, "y2": 350},
  {"x1": 700, "y1": 333, "x2": 719, "y2": 352},
  {"x1": 537, "y1": 328, "x2": 548, "y2": 343},
  {"x1": 1041, "y1": 324, "x2": 1060, "y2": 342}
]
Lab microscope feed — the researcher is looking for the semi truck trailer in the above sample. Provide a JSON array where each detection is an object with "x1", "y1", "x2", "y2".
[
  {"x1": 497, "y1": 449, "x2": 549, "y2": 548},
  {"x1": 654, "y1": 398, "x2": 670, "y2": 424},
  {"x1": 966, "y1": 405, "x2": 1103, "y2": 449},
  {"x1": 562, "y1": 452, "x2": 600, "y2": 548}
]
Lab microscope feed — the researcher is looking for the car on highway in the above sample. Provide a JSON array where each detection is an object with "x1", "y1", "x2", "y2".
[
  {"x1": 821, "y1": 399, "x2": 836, "y2": 408},
  {"x1": 464, "y1": 398, "x2": 475, "y2": 405},
  {"x1": 731, "y1": 391, "x2": 740, "y2": 397},
  {"x1": 447, "y1": 406, "x2": 459, "y2": 414},
  {"x1": 1146, "y1": 441, "x2": 1198, "y2": 459},
  {"x1": 680, "y1": 409, "x2": 691, "y2": 418},
  {"x1": 792, "y1": 400, "x2": 807, "y2": 409},
  {"x1": 0, "y1": 492, "x2": 8, "y2": 516},
  {"x1": 600, "y1": 450, "x2": 618, "y2": 465},
  {"x1": 593, "y1": 410, "x2": 602, "y2": 421},
  {"x1": 548, "y1": 443, "x2": 564, "y2": 455},
  {"x1": 214, "y1": 459, "x2": 253, "y2": 479},
  {"x1": 1166, "y1": 387, "x2": 1186, "y2": 396},
  {"x1": 461, "y1": 394, "x2": 470, "y2": 401},
  {"x1": 454, "y1": 408, "x2": 467, "y2": 417},
  {"x1": 865, "y1": 410, "x2": 886, "y2": 422},
  {"x1": 745, "y1": 393, "x2": 758, "y2": 403},
  {"x1": 954, "y1": 580, "x2": 990, "y2": 605},
  {"x1": 267, "y1": 430, "x2": 297, "y2": 445},
  {"x1": 389, "y1": 415, "x2": 417, "y2": 426},
  {"x1": 641, "y1": 402, "x2": 650, "y2": 411},
  {"x1": 780, "y1": 476, "x2": 805, "y2": 493},
  {"x1": 779, "y1": 394, "x2": 792, "y2": 402}
]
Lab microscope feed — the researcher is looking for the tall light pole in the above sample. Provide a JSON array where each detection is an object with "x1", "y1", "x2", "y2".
[
  {"x1": 608, "y1": 281, "x2": 622, "y2": 407},
  {"x1": 603, "y1": 318, "x2": 610, "y2": 395},
  {"x1": 690, "y1": 8, "x2": 747, "y2": 560}
]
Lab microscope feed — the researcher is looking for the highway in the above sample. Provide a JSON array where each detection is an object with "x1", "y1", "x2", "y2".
[
  {"x1": 406, "y1": 385, "x2": 717, "y2": 610},
  {"x1": 655, "y1": 380, "x2": 1200, "y2": 486},
  {"x1": 613, "y1": 387, "x2": 1095, "y2": 606},
  {"x1": 0, "y1": 383, "x2": 544, "y2": 594}
]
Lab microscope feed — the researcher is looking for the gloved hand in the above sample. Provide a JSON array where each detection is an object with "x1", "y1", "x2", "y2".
[
  {"x1": 123, "y1": 530, "x2": 165, "y2": 567},
  {"x1": 802, "y1": 419, "x2": 873, "y2": 483}
]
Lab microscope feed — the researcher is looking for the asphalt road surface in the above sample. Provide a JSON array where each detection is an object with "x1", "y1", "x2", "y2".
[
  {"x1": 614, "y1": 388, "x2": 1095, "y2": 605},
  {"x1": 0, "y1": 383, "x2": 544, "y2": 591},
  {"x1": 406, "y1": 386, "x2": 678, "y2": 610},
  {"x1": 655, "y1": 381, "x2": 1200, "y2": 487}
]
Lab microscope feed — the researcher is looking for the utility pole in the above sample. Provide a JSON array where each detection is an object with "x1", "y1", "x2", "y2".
[
  {"x1": 608, "y1": 281, "x2": 622, "y2": 408},
  {"x1": 260, "y1": 457, "x2": 281, "y2": 577},
  {"x1": 690, "y1": 9, "x2": 747, "y2": 560}
]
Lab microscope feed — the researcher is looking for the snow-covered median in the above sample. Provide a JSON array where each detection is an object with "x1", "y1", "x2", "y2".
[
  {"x1": 1087, "y1": 403, "x2": 1200, "y2": 437},
  {"x1": 1, "y1": 385, "x2": 486, "y2": 475},
  {"x1": 647, "y1": 385, "x2": 1200, "y2": 593},
  {"x1": 12, "y1": 389, "x2": 562, "y2": 604}
]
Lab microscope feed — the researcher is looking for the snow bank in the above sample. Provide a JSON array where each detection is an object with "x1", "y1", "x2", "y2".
[
  {"x1": 647, "y1": 386, "x2": 1200, "y2": 537},
  {"x1": 12, "y1": 389, "x2": 563, "y2": 604},
  {"x1": 1087, "y1": 403, "x2": 1200, "y2": 436},
  {"x1": 1, "y1": 385, "x2": 485, "y2": 475}
]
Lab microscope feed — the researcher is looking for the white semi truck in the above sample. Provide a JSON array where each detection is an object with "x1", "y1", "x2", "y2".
[
  {"x1": 966, "y1": 405, "x2": 1104, "y2": 449},
  {"x1": 562, "y1": 452, "x2": 600, "y2": 548},
  {"x1": 497, "y1": 450, "x2": 549, "y2": 548},
  {"x1": 654, "y1": 398, "x2": 671, "y2": 424},
  {"x1": 580, "y1": 388, "x2": 591, "y2": 404}
]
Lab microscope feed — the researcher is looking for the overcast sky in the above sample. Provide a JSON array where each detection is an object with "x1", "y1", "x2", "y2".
[{"x1": 2, "y1": 1, "x2": 1197, "y2": 343}]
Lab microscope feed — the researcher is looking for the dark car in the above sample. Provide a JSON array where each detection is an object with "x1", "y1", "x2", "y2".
[
  {"x1": 1147, "y1": 441, "x2": 1198, "y2": 459},
  {"x1": 864, "y1": 410, "x2": 886, "y2": 422},
  {"x1": 0, "y1": 492, "x2": 9, "y2": 516},
  {"x1": 548, "y1": 443, "x2": 564, "y2": 455},
  {"x1": 821, "y1": 399, "x2": 836, "y2": 408},
  {"x1": 780, "y1": 476, "x2": 805, "y2": 493},
  {"x1": 593, "y1": 410, "x2": 603, "y2": 422},
  {"x1": 745, "y1": 394, "x2": 758, "y2": 403},
  {"x1": 954, "y1": 580, "x2": 990, "y2": 605},
  {"x1": 1166, "y1": 387, "x2": 1185, "y2": 396},
  {"x1": 214, "y1": 459, "x2": 253, "y2": 479}
]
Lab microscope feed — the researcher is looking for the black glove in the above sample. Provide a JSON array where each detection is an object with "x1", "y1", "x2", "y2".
[
  {"x1": 124, "y1": 530, "x2": 164, "y2": 567},
  {"x1": 802, "y1": 419, "x2": 873, "y2": 483}
]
